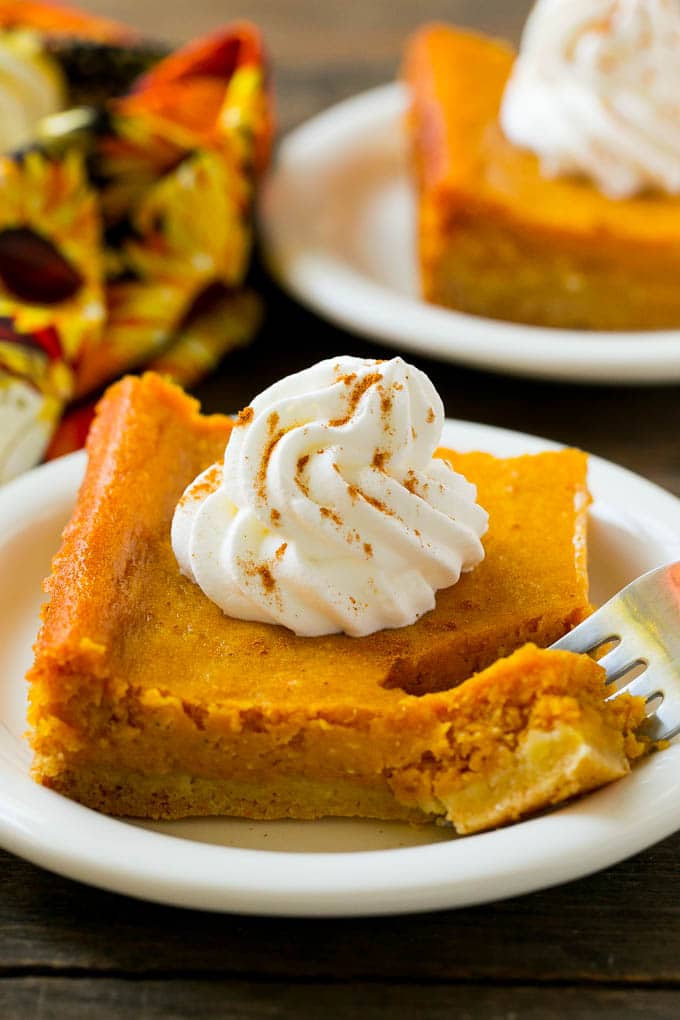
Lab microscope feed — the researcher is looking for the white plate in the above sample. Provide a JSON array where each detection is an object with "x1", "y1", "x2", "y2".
[
  {"x1": 2, "y1": 420, "x2": 680, "y2": 916},
  {"x1": 261, "y1": 83, "x2": 680, "y2": 385}
]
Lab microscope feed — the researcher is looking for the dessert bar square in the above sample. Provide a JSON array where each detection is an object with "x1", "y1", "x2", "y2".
[
  {"x1": 404, "y1": 25, "x2": 680, "y2": 330},
  {"x1": 27, "y1": 373, "x2": 638, "y2": 831}
]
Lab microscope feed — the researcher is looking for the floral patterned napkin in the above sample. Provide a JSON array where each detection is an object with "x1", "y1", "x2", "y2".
[{"x1": 0, "y1": 1, "x2": 271, "y2": 483}]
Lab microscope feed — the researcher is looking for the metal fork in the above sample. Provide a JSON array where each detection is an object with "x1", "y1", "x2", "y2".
[{"x1": 550, "y1": 562, "x2": 680, "y2": 743}]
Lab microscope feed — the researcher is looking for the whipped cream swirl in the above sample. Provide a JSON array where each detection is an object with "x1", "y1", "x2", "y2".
[
  {"x1": 172, "y1": 356, "x2": 488, "y2": 638},
  {"x1": 500, "y1": 0, "x2": 680, "y2": 198}
]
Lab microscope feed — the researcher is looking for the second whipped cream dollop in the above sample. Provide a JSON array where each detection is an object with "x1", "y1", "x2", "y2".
[
  {"x1": 172, "y1": 356, "x2": 488, "y2": 637},
  {"x1": 500, "y1": 0, "x2": 680, "y2": 198}
]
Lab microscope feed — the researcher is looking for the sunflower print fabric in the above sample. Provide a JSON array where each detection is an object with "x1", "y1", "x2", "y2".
[{"x1": 0, "y1": 2, "x2": 271, "y2": 483}]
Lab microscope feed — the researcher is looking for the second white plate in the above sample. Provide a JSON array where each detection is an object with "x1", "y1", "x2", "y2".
[
  {"x1": 2, "y1": 421, "x2": 680, "y2": 915},
  {"x1": 261, "y1": 83, "x2": 680, "y2": 385}
]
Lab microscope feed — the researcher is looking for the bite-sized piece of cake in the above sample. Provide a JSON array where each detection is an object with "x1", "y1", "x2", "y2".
[
  {"x1": 31, "y1": 617, "x2": 647, "y2": 830},
  {"x1": 28, "y1": 373, "x2": 603, "y2": 827},
  {"x1": 391, "y1": 643, "x2": 647, "y2": 833},
  {"x1": 404, "y1": 24, "x2": 680, "y2": 330}
]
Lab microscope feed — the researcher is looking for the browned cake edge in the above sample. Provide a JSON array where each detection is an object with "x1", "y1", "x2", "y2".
[{"x1": 31, "y1": 645, "x2": 648, "y2": 832}]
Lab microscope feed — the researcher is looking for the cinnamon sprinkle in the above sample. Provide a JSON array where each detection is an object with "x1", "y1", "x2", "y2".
[
  {"x1": 239, "y1": 557, "x2": 279, "y2": 599},
  {"x1": 362, "y1": 492, "x2": 393, "y2": 515},
  {"x1": 328, "y1": 372, "x2": 382, "y2": 427},
  {"x1": 271, "y1": 508, "x2": 281, "y2": 524},
  {"x1": 378, "y1": 384, "x2": 393, "y2": 417},
  {"x1": 258, "y1": 425, "x2": 286, "y2": 500},
  {"x1": 296, "y1": 453, "x2": 310, "y2": 496},
  {"x1": 320, "y1": 506, "x2": 342, "y2": 526},
  {"x1": 178, "y1": 463, "x2": 222, "y2": 506},
  {"x1": 404, "y1": 471, "x2": 419, "y2": 495},
  {"x1": 426, "y1": 407, "x2": 435, "y2": 424},
  {"x1": 349, "y1": 487, "x2": 395, "y2": 516},
  {"x1": 257, "y1": 565, "x2": 276, "y2": 592},
  {"x1": 235, "y1": 405, "x2": 254, "y2": 427},
  {"x1": 275, "y1": 542, "x2": 287, "y2": 560},
  {"x1": 363, "y1": 543, "x2": 373, "y2": 557}
]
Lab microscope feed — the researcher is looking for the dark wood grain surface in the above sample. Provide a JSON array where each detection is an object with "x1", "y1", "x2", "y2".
[{"x1": 4, "y1": 1, "x2": 680, "y2": 1018}]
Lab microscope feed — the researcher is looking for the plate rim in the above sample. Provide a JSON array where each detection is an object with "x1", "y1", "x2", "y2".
[
  {"x1": 2, "y1": 425, "x2": 680, "y2": 917},
  {"x1": 260, "y1": 82, "x2": 680, "y2": 385}
]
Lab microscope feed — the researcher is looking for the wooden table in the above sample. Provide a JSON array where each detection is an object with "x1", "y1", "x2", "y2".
[{"x1": 3, "y1": 2, "x2": 680, "y2": 1017}]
